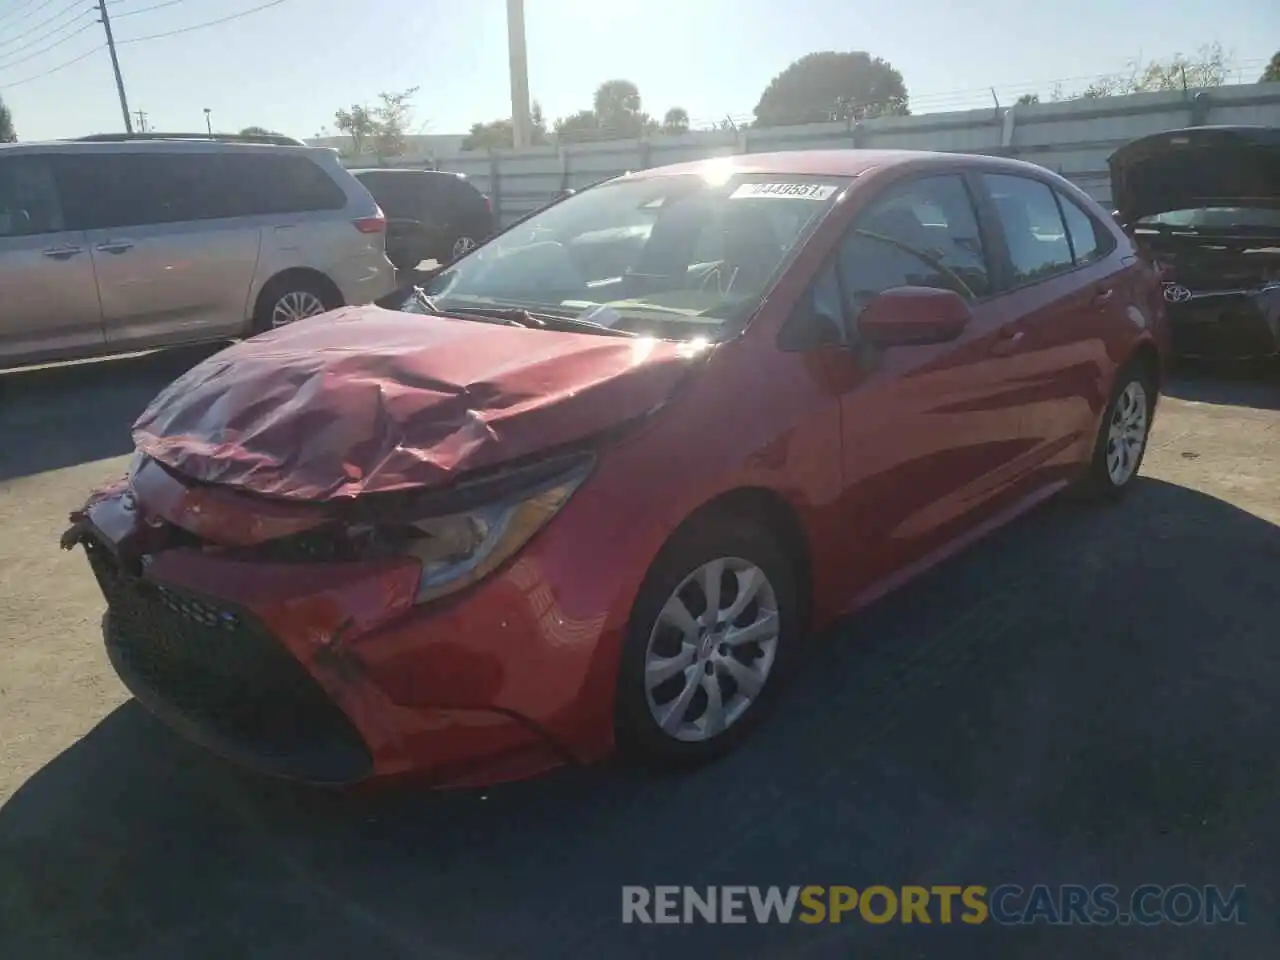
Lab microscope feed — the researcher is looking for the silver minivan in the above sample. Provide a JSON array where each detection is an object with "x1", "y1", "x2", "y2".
[{"x1": 0, "y1": 134, "x2": 398, "y2": 368}]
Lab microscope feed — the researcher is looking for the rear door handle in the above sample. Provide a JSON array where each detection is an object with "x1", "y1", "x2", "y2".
[
  {"x1": 42, "y1": 245, "x2": 83, "y2": 260},
  {"x1": 1092, "y1": 287, "x2": 1114, "y2": 306},
  {"x1": 95, "y1": 240, "x2": 134, "y2": 254}
]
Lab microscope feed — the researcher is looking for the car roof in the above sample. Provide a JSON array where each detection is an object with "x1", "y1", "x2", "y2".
[
  {"x1": 349, "y1": 167, "x2": 464, "y2": 178},
  {"x1": 0, "y1": 139, "x2": 332, "y2": 157},
  {"x1": 628, "y1": 148, "x2": 1054, "y2": 181}
]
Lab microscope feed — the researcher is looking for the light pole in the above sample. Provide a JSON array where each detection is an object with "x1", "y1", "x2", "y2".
[
  {"x1": 204, "y1": 108, "x2": 212, "y2": 135},
  {"x1": 506, "y1": 0, "x2": 531, "y2": 148}
]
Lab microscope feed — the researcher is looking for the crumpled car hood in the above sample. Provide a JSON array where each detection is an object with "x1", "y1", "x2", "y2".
[{"x1": 132, "y1": 306, "x2": 703, "y2": 501}]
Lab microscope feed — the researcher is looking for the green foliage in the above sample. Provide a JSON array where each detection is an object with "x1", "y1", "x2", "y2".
[
  {"x1": 1016, "y1": 93, "x2": 1040, "y2": 105},
  {"x1": 752, "y1": 51, "x2": 909, "y2": 126},
  {"x1": 0, "y1": 96, "x2": 16, "y2": 143},
  {"x1": 1262, "y1": 52, "x2": 1280, "y2": 83},
  {"x1": 1076, "y1": 44, "x2": 1232, "y2": 98},
  {"x1": 461, "y1": 102, "x2": 548, "y2": 151},
  {"x1": 239, "y1": 125, "x2": 281, "y2": 137},
  {"x1": 333, "y1": 87, "x2": 420, "y2": 159},
  {"x1": 662, "y1": 107, "x2": 690, "y2": 134}
]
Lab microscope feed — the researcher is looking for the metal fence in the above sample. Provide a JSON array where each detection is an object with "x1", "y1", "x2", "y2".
[{"x1": 341, "y1": 83, "x2": 1280, "y2": 228}]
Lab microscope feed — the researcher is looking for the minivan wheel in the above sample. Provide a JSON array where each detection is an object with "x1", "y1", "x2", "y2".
[
  {"x1": 1074, "y1": 362, "x2": 1155, "y2": 502},
  {"x1": 615, "y1": 518, "x2": 799, "y2": 766},
  {"x1": 449, "y1": 235, "x2": 477, "y2": 260},
  {"x1": 253, "y1": 276, "x2": 341, "y2": 334}
]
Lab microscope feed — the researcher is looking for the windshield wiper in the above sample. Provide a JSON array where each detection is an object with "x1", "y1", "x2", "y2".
[{"x1": 439, "y1": 304, "x2": 638, "y2": 337}]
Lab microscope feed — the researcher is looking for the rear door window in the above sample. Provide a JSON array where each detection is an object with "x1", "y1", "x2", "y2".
[
  {"x1": 1056, "y1": 191, "x2": 1113, "y2": 265},
  {"x1": 981, "y1": 173, "x2": 1074, "y2": 285}
]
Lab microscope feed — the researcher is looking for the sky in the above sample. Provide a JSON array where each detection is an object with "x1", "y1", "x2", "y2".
[{"x1": 0, "y1": 0, "x2": 1276, "y2": 142}]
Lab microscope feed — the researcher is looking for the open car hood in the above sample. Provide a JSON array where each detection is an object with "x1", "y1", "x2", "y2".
[
  {"x1": 1109, "y1": 125, "x2": 1280, "y2": 224},
  {"x1": 132, "y1": 306, "x2": 703, "y2": 502}
]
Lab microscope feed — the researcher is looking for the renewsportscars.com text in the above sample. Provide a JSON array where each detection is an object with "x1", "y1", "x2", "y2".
[{"x1": 621, "y1": 884, "x2": 1247, "y2": 926}]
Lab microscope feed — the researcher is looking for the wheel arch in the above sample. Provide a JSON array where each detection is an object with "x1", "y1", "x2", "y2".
[
  {"x1": 648, "y1": 485, "x2": 815, "y2": 631},
  {"x1": 250, "y1": 267, "x2": 345, "y2": 330}
]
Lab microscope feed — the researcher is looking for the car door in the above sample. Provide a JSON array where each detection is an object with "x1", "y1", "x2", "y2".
[
  {"x1": 801, "y1": 172, "x2": 1040, "y2": 595},
  {"x1": 0, "y1": 154, "x2": 105, "y2": 366},
  {"x1": 975, "y1": 173, "x2": 1123, "y2": 481},
  {"x1": 52, "y1": 151, "x2": 262, "y2": 348}
]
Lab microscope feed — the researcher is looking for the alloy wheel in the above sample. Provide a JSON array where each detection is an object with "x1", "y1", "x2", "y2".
[
  {"x1": 643, "y1": 557, "x2": 780, "y2": 743},
  {"x1": 451, "y1": 235, "x2": 477, "y2": 259},
  {"x1": 1105, "y1": 379, "x2": 1149, "y2": 486},
  {"x1": 271, "y1": 290, "x2": 327, "y2": 328}
]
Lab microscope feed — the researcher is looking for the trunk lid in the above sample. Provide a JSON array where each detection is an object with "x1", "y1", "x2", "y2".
[{"x1": 1108, "y1": 125, "x2": 1280, "y2": 224}]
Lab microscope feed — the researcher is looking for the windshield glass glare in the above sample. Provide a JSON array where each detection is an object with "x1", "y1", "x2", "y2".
[
  {"x1": 421, "y1": 173, "x2": 848, "y2": 339},
  {"x1": 1139, "y1": 207, "x2": 1280, "y2": 229}
]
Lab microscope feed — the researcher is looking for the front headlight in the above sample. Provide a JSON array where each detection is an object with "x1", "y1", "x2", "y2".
[{"x1": 347, "y1": 457, "x2": 592, "y2": 605}]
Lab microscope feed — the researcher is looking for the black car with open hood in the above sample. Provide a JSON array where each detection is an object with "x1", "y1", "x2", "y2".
[{"x1": 1109, "y1": 125, "x2": 1280, "y2": 360}]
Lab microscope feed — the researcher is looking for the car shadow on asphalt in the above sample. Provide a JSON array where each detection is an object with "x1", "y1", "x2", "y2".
[
  {"x1": 1164, "y1": 361, "x2": 1280, "y2": 410},
  {"x1": 2, "y1": 478, "x2": 1278, "y2": 960},
  {"x1": 0, "y1": 344, "x2": 227, "y2": 483}
]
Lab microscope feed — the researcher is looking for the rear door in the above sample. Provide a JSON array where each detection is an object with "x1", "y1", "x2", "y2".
[
  {"x1": 0, "y1": 153, "x2": 104, "y2": 365},
  {"x1": 975, "y1": 172, "x2": 1125, "y2": 481},
  {"x1": 53, "y1": 151, "x2": 263, "y2": 347}
]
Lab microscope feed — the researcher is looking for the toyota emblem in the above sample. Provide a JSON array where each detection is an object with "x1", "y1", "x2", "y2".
[{"x1": 1163, "y1": 284, "x2": 1193, "y2": 303}]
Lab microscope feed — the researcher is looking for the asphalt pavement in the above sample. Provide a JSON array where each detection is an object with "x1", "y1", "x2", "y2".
[{"x1": 1, "y1": 349, "x2": 1278, "y2": 960}]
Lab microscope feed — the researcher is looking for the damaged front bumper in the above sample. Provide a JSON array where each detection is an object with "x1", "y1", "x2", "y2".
[{"x1": 61, "y1": 471, "x2": 593, "y2": 788}]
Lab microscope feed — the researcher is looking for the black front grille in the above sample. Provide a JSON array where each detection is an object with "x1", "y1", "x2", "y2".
[{"x1": 86, "y1": 539, "x2": 372, "y2": 784}]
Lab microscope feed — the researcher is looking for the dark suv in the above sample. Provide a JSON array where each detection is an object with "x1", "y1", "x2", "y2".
[{"x1": 351, "y1": 168, "x2": 494, "y2": 271}]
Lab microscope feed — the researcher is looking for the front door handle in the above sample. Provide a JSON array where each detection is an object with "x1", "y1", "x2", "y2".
[
  {"x1": 991, "y1": 327, "x2": 1025, "y2": 356},
  {"x1": 95, "y1": 240, "x2": 134, "y2": 254},
  {"x1": 1092, "y1": 287, "x2": 1114, "y2": 306},
  {"x1": 42, "y1": 245, "x2": 83, "y2": 260}
]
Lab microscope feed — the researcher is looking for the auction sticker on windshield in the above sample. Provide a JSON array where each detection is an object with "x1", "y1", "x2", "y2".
[{"x1": 730, "y1": 182, "x2": 838, "y2": 201}]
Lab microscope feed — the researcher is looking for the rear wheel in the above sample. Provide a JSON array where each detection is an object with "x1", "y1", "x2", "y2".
[
  {"x1": 252, "y1": 275, "x2": 341, "y2": 334},
  {"x1": 615, "y1": 518, "x2": 800, "y2": 766},
  {"x1": 1074, "y1": 362, "x2": 1156, "y2": 502}
]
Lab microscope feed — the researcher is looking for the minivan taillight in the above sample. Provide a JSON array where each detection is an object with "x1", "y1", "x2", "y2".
[{"x1": 353, "y1": 206, "x2": 386, "y2": 233}]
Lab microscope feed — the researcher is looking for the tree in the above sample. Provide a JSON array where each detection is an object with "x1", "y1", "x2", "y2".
[
  {"x1": 370, "y1": 86, "x2": 420, "y2": 160},
  {"x1": 0, "y1": 96, "x2": 15, "y2": 143},
  {"x1": 239, "y1": 125, "x2": 281, "y2": 137},
  {"x1": 753, "y1": 51, "x2": 909, "y2": 127},
  {"x1": 661, "y1": 107, "x2": 690, "y2": 134},
  {"x1": 1077, "y1": 44, "x2": 1232, "y2": 98},
  {"x1": 333, "y1": 103, "x2": 375, "y2": 154},
  {"x1": 461, "y1": 101, "x2": 549, "y2": 151},
  {"x1": 1016, "y1": 93, "x2": 1040, "y2": 105},
  {"x1": 1262, "y1": 52, "x2": 1280, "y2": 83},
  {"x1": 593, "y1": 79, "x2": 643, "y2": 136},
  {"x1": 554, "y1": 109, "x2": 602, "y2": 144}
]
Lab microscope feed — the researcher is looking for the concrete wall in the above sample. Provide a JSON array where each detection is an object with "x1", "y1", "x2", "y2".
[{"x1": 343, "y1": 83, "x2": 1280, "y2": 227}]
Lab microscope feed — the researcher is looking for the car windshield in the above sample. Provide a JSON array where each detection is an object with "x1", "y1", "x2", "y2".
[
  {"x1": 419, "y1": 172, "x2": 849, "y2": 339},
  {"x1": 1137, "y1": 207, "x2": 1280, "y2": 230}
]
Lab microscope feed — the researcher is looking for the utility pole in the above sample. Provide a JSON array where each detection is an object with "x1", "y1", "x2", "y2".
[
  {"x1": 204, "y1": 108, "x2": 212, "y2": 135},
  {"x1": 506, "y1": 0, "x2": 531, "y2": 148},
  {"x1": 133, "y1": 110, "x2": 148, "y2": 133},
  {"x1": 97, "y1": 0, "x2": 133, "y2": 133}
]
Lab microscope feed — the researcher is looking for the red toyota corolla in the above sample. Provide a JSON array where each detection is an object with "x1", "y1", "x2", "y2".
[{"x1": 63, "y1": 150, "x2": 1169, "y2": 787}]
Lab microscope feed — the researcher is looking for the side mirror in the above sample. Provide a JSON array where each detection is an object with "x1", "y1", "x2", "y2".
[{"x1": 859, "y1": 286, "x2": 972, "y2": 348}]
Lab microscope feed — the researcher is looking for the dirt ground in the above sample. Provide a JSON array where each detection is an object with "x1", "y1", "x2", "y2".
[{"x1": 0, "y1": 350, "x2": 1277, "y2": 959}]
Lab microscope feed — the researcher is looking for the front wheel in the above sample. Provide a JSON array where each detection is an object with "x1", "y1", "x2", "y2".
[
  {"x1": 614, "y1": 518, "x2": 801, "y2": 766},
  {"x1": 1074, "y1": 362, "x2": 1156, "y2": 502}
]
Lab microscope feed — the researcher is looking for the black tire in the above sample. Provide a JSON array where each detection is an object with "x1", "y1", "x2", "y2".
[
  {"x1": 1073, "y1": 360, "x2": 1157, "y2": 503},
  {"x1": 614, "y1": 516, "x2": 802, "y2": 767},
  {"x1": 252, "y1": 274, "x2": 342, "y2": 335}
]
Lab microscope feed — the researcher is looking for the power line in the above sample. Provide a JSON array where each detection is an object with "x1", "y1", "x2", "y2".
[
  {"x1": 0, "y1": 20, "x2": 97, "y2": 72},
  {"x1": 116, "y1": 0, "x2": 287, "y2": 43},
  {"x1": 0, "y1": 43, "x2": 103, "y2": 89},
  {"x1": 0, "y1": 0, "x2": 91, "y2": 53},
  {"x1": 113, "y1": 0, "x2": 191, "y2": 18},
  {"x1": 0, "y1": 0, "x2": 67, "y2": 27}
]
